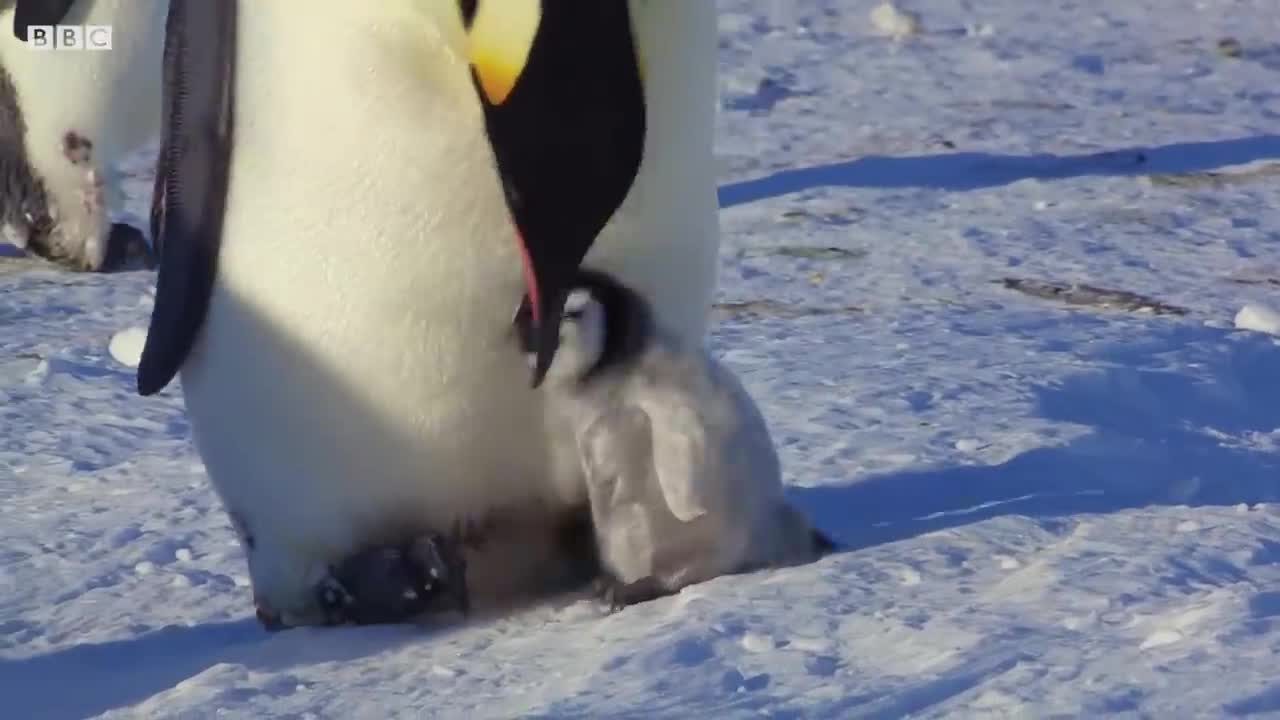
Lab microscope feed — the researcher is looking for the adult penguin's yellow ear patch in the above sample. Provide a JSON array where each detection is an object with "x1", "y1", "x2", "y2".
[{"x1": 462, "y1": 0, "x2": 541, "y2": 106}]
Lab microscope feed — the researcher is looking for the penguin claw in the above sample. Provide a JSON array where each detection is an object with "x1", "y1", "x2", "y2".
[
  {"x1": 315, "y1": 532, "x2": 469, "y2": 626},
  {"x1": 254, "y1": 604, "x2": 287, "y2": 632},
  {"x1": 592, "y1": 573, "x2": 669, "y2": 612},
  {"x1": 408, "y1": 531, "x2": 471, "y2": 617},
  {"x1": 315, "y1": 574, "x2": 357, "y2": 625}
]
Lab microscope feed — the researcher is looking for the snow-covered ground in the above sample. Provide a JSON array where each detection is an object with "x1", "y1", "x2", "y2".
[{"x1": 5, "y1": 0, "x2": 1280, "y2": 716}]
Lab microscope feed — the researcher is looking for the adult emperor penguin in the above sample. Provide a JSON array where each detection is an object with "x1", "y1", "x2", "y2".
[
  {"x1": 0, "y1": 0, "x2": 165, "y2": 270},
  {"x1": 137, "y1": 0, "x2": 721, "y2": 628},
  {"x1": 514, "y1": 271, "x2": 834, "y2": 610}
]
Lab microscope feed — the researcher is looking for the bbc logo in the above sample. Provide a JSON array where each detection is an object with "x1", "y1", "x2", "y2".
[{"x1": 26, "y1": 25, "x2": 113, "y2": 51}]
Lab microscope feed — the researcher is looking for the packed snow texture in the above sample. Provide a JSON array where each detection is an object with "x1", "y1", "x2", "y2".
[{"x1": 4, "y1": 0, "x2": 1280, "y2": 717}]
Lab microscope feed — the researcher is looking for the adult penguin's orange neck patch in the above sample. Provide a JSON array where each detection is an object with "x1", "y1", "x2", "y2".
[
  {"x1": 463, "y1": 0, "x2": 541, "y2": 106},
  {"x1": 515, "y1": 229, "x2": 541, "y2": 324}
]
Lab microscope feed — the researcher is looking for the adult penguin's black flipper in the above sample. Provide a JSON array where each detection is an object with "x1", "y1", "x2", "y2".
[
  {"x1": 136, "y1": 0, "x2": 236, "y2": 396},
  {"x1": 12, "y1": 0, "x2": 76, "y2": 42}
]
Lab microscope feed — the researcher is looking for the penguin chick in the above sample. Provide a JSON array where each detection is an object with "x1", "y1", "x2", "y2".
[{"x1": 515, "y1": 270, "x2": 834, "y2": 610}]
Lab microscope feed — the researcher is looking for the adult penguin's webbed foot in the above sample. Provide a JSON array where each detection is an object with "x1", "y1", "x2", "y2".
[{"x1": 316, "y1": 531, "x2": 469, "y2": 626}]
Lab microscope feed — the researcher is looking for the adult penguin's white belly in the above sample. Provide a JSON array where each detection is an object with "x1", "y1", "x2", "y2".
[
  {"x1": 160, "y1": 1, "x2": 720, "y2": 624},
  {"x1": 0, "y1": 0, "x2": 166, "y2": 269}
]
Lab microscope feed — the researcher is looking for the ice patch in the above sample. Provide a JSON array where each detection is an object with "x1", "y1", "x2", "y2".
[
  {"x1": 109, "y1": 326, "x2": 149, "y2": 367},
  {"x1": 740, "y1": 632, "x2": 775, "y2": 653},
  {"x1": 995, "y1": 555, "x2": 1021, "y2": 570},
  {"x1": 1140, "y1": 629, "x2": 1183, "y2": 649},
  {"x1": 869, "y1": 1, "x2": 922, "y2": 39},
  {"x1": 1234, "y1": 304, "x2": 1280, "y2": 336}
]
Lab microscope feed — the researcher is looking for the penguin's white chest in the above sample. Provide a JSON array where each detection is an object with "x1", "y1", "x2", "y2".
[{"x1": 179, "y1": 4, "x2": 568, "y2": 559}]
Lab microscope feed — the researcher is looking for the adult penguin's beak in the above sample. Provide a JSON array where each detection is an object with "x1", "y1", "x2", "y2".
[{"x1": 461, "y1": 0, "x2": 646, "y2": 387}]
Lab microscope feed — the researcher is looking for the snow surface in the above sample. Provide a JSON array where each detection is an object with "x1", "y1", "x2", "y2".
[{"x1": 5, "y1": 0, "x2": 1280, "y2": 717}]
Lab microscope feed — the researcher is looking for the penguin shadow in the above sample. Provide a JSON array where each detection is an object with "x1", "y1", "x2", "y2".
[
  {"x1": 0, "y1": 288, "x2": 555, "y2": 718},
  {"x1": 0, "y1": 618, "x2": 456, "y2": 720},
  {"x1": 717, "y1": 133, "x2": 1280, "y2": 207},
  {"x1": 787, "y1": 323, "x2": 1280, "y2": 552},
  {"x1": 0, "y1": 620, "x2": 260, "y2": 720}
]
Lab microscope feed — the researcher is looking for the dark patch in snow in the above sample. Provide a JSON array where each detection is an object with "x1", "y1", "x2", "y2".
[
  {"x1": 738, "y1": 245, "x2": 867, "y2": 261},
  {"x1": 712, "y1": 299, "x2": 864, "y2": 321},
  {"x1": 1225, "y1": 683, "x2": 1280, "y2": 715},
  {"x1": 1147, "y1": 162, "x2": 1280, "y2": 189},
  {"x1": 1248, "y1": 591, "x2": 1280, "y2": 619},
  {"x1": 998, "y1": 278, "x2": 1189, "y2": 316},
  {"x1": 723, "y1": 68, "x2": 816, "y2": 115}
]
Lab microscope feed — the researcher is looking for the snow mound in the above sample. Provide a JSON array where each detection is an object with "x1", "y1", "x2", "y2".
[
  {"x1": 1234, "y1": 304, "x2": 1280, "y2": 336},
  {"x1": 108, "y1": 326, "x2": 149, "y2": 368},
  {"x1": 869, "y1": 1, "x2": 922, "y2": 39}
]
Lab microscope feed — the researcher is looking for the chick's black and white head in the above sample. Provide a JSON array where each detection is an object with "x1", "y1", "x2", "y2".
[
  {"x1": 547, "y1": 286, "x2": 609, "y2": 386},
  {"x1": 514, "y1": 270, "x2": 652, "y2": 389}
]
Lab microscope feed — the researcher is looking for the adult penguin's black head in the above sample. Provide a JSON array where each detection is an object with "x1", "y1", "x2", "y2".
[{"x1": 460, "y1": 0, "x2": 646, "y2": 387}]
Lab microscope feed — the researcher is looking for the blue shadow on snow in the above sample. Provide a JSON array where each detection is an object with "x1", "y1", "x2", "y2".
[
  {"x1": 790, "y1": 324, "x2": 1280, "y2": 551},
  {"x1": 0, "y1": 619, "x2": 434, "y2": 719},
  {"x1": 719, "y1": 134, "x2": 1280, "y2": 207}
]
